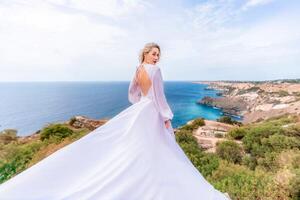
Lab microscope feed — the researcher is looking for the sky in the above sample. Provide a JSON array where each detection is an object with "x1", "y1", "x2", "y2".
[{"x1": 0, "y1": 0, "x2": 299, "y2": 81}]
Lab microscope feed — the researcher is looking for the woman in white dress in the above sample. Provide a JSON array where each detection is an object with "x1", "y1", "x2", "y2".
[{"x1": 0, "y1": 42, "x2": 230, "y2": 200}]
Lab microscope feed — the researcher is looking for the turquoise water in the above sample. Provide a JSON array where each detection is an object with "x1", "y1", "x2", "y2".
[{"x1": 0, "y1": 81, "x2": 238, "y2": 136}]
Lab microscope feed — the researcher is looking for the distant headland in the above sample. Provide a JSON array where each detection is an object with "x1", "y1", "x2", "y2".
[{"x1": 193, "y1": 79, "x2": 300, "y2": 124}]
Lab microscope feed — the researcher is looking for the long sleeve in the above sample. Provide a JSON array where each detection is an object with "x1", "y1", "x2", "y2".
[
  {"x1": 153, "y1": 67, "x2": 174, "y2": 122},
  {"x1": 128, "y1": 66, "x2": 141, "y2": 104}
]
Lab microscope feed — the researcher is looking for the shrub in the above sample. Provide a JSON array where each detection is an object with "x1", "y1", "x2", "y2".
[
  {"x1": 207, "y1": 160, "x2": 273, "y2": 200},
  {"x1": 196, "y1": 153, "x2": 220, "y2": 177},
  {"x1": 190, "y1": 118, "x2": 205, "y2": 129},
  {"x1": 211, "y1": 158, "x2": 300, "y2": 199},
  {"x1": 228, "y1": 127, "x2": 248, "y2": 140},
  {"x1": 217, "y1": 116, "x2": 233, "y2": 124},
  {"x1": 289, "y1": 169, "x2": 300, "y2": 200},
  {"x1": 175, "y1": 130, "x2": 199, "y2": 147},
  {"x1": 193, "y1": 117, "x2": 205, "y2": 126},
  {"x1": 242, "y1": 154, "x2": 257, "y2": 170},
  {"x1": 261, "y1": 134, "x2": 300, "y2": 153},
  {"x1": 240, "y1": 115, "x2": 300, "y2": 171},
  {"x1": 0, "y1": 141, "x2": 43, "y2": 183},
  {"x1": 40, "y1": 124, "x2": 74, "y2": 142},
  {"x1": 179, "y1": 118, "x2": 205, "y2": 131},
  {"x1": 216, "y1": 140, "x2": 243, "y2": 164},
  {"x1": 242, "y1": 123, "x2": 285, "y2": 154},
  {"x1": 256, "y1": 151, "x2": 279, "y2": 172},
  {"x1": 217, "y1": 116, "x2": 243, "y2": 126}
]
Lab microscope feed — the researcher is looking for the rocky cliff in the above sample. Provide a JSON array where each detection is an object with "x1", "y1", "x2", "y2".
[{"x1": 194, "y1": 80, "x2": 300, "y2": 123}]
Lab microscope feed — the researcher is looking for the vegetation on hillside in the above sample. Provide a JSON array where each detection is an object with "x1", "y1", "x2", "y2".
[
  {"x1": 175, "y1": 114, "x2": 300, "y2": 200},
  {"x1": 0, "y1": 114, "x2": 299, "y2": 199},
  {"x1": 0, "y1": 123, "x2": 89, "y2": 184}
]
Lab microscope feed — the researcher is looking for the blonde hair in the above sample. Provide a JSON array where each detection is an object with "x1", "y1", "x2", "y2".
[{"x1": 139, "y1": 42, "x2": 161, "y2": 64}]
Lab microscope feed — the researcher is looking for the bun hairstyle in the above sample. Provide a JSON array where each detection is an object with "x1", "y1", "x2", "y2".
[{"x1": 139, "y1": 42, "x2": 161, "y2": 64}]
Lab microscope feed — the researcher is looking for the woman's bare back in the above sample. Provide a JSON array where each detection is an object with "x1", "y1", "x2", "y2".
[{"x1": 136, "y1": 65, "x2": 152, "y2": 97}]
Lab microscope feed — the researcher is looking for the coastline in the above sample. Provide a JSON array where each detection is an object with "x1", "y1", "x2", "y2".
[{"x1": 192, "y1": 80, "x2": 300, "y2": 124}]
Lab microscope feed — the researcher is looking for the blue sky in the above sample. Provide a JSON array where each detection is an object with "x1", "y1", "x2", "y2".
[{"x1": 0, "y1": 0, "x2": 299, "y2": 81}]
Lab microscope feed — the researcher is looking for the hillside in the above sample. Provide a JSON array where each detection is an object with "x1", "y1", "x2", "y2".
[
  {"x1": 195, "y1": 80, "x2": 300, "y2": 124},
  {"x1": 1, "y1": 114, "x2": 299, "y2": 199}
]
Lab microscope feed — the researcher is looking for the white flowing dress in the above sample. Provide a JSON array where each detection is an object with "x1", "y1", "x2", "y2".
[{"x1": 0, "y1": 63, "x2": 230, "y2": 200}]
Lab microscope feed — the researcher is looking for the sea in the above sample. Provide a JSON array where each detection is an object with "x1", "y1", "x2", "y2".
[{"x1": 0, "y1": 81, "x2": 241, "y2": 136}]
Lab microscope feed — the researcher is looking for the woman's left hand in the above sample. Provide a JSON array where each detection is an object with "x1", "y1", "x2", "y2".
[{"x1": 165, "y1": 120, "x2": 171, "y2": 129}]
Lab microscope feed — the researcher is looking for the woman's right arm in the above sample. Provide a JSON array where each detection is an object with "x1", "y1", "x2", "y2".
[{"x1": 152, "y1": 67, "x2": 174, "y2": 123}]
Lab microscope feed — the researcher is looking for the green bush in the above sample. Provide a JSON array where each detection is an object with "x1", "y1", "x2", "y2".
[
  {"x1": 40, "y1": 124, "x2": 74, "y2": 142},
  {"x1": 175, "y1": 130, "x2": 199, "y2": 147},
  {"x1": 208, "y1": 160, "x2": 273, "y2": 200},
  {"x1": 179, "y1": 118, "x2": 205, "y2": 131},
  {"x1": 0, "y1": 141, "x2": 43, "y2": 183},
  {"x1": 216, "y1": 140, "x2": 243, "y2": 164},
  {"x1": 256, "y1": 151, "x2": 279, "y2": 172},
  {"x1": 217, "y1": 116, "x2": 243, "y2": 126},
  {"x1": 239, "y1": 115, "x2": 300, "y2": 171},
  {"x1": 289, "y1": 169, "x2": 300, "y2": 200},
  {"x1": 242, "y1": 154, "x2": 257, "y2": 170},
  {"x1": 242, "y1": 123, "x2": 285, "y2": 154},
  {"x1": 191, "y1": 118, "x2": 205, "y2": 128},
  {"x1": 196, "y1": 153, "x2": 220, "y2": 177},
  {"x1": 261, "y1": 134, "x2": 300, "y2": 153},
  {"x1": 228, "y1": 127, "x2": 248, "y2": 140},
  {"x1": 217, "y1": 116, "x2": 233, "y2": 124},
  {"x1": 216, "y1": 116, "x2": 230, "y2": 124},
  {"x1": 175, "y1": 115, "x2": 300, "y2": 199}
]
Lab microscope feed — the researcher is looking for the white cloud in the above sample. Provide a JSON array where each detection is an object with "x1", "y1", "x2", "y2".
[
  {"x1": 0, "y1": 1, "x2": 129, "y2": 81},
  {"x1": 242, "y1": 0, "x2": 275, "y2": 10},
  {"x1": 47, "y1": 0, "x2": 150, "y2": 18},
  {"x1": 0, "y1": 0, "x2": 299, "y2": 81}
]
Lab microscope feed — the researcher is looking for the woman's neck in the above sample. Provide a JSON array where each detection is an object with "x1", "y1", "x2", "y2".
[{"x1": 142, "y1": 62, "x2": 154, "y2": 65}]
